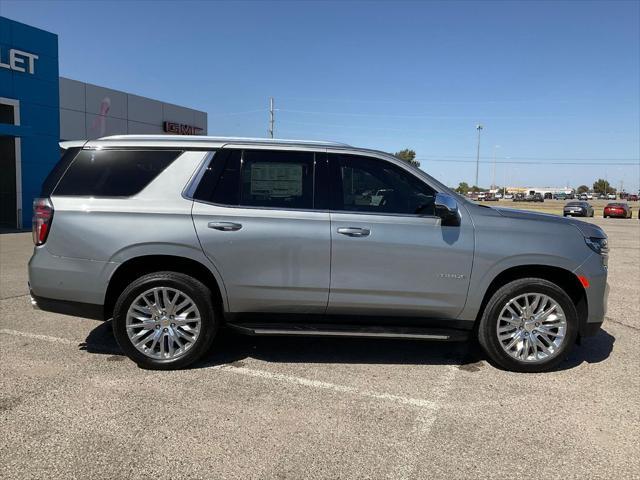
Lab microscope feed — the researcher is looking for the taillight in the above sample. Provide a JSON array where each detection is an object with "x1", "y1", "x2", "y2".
[{"x1": 32, "y1": 197, "x2": 54, "y2": 245}]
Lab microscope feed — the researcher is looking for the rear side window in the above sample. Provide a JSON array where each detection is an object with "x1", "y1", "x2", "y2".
[
  {"x1": 241, "y1": 150, "x2": 314, "y2": 209},
  {"x1": 194, "y1": 149, "x2": 319, "y2": 210},
  {"x1": 53, "y1": 149, "x2": 181, "y2": 197}
]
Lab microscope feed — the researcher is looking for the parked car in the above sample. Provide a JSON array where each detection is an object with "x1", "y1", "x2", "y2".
[
  {"x1": 563, "y1": 201, "x2": 594, "y2": 217},
  {"x1": 579, "y1": 193, "x2": 589, "y2": 201},
  {"x1": 597, "y1": 194, "x2": 607, "y2": 200},
  {"x1": 586, "y1": 193, "x2": 594, "y2": 200},
  {"x1": 606, "y1": 193, "x2": 617, "y2": 200},
  {"x1": 525, "y1": 193, "x2": 544, "y2": 202},
  {"x1": 603, "y1": 202, "x2": 632, "y2": 218},
  {"x1": 627, "y1": 194, "x2": 638, "y2": 202},
  {"x1": 29, "y1": 135, "x2": 609, "y2": 373},
  {"x1": 503, "y1": 194, "x2": 514, "y2": 200}
]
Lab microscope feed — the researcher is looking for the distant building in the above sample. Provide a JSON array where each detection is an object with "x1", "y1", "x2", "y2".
[
  {"x1": 1, "y1": 17, "x2": 207, "y2": 229},
  {"x1": 507, "y1": 186, "x2": 575, "y2": 196}
]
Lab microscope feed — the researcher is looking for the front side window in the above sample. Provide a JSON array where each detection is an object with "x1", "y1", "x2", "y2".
[
  {"x1": 329, "y1": 154, "x2": 436, "y2": 215},
  {"x1": 53, "y1": 149, "x2": 181, "y2": 197}
]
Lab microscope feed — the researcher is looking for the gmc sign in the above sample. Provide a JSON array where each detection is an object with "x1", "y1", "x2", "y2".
[{"x1": 163, "y1": 121, "x2": 203, "y2": 135}]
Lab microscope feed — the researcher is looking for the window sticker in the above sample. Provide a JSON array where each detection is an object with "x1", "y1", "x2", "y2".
[{"x1": 250, "y1": 162, "x2": 303, "y2": 197}]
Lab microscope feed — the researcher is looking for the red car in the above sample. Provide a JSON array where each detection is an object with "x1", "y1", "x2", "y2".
[{"x1": 603, "y1": 203, "x2": 633, "y2": 218}]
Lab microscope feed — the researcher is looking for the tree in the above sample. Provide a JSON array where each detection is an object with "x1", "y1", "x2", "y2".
[
  {"x1": 394, "y1": 149, "x2": 420, "y2": 167},
  {"x1": 577, "y1": 185, "x2": 589, "y2": 194},
  {"x1": 592, "y1": 179, "x2": 616, "y2": 194},
  {"x1": 455, "y1": 182, "x2": 470, "y2": 194}
]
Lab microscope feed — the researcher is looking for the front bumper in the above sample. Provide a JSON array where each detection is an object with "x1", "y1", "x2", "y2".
[{"x1": 574, "y1": 252, "x2": 609, "y2": 337}]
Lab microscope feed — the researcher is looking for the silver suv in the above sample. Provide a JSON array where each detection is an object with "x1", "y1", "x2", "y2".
[{"x1": 29, "y1": 135, "x2": 609, "y2": 372}]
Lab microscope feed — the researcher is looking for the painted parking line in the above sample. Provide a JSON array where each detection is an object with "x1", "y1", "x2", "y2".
[
  {"x1": 0, "y1": 327, "x2": 455, "y2": 411},
  {"x1": 0, "y1": 328, "x2": 78, "y2": 346}
]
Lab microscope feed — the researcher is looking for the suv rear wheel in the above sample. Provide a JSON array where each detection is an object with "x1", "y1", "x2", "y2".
[
  {"x1": 112, "y1": 272, "x2": 217, "y2": 369},
  {"x1": 478, "y1": 278, "x2": 578, "y2": 373}
]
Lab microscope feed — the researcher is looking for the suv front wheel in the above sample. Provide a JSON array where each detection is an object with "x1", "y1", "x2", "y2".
[
  {"x1": 478, "y1": 278, "x2": 578, "y2": 373},
  {"x1": 112, "y1": 272, "x2": 218, "y2": 369}
]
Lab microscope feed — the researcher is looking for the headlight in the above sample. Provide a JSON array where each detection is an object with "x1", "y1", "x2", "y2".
[{"x1": 585, "y1": 237, "x2": 608, "y2": 255}]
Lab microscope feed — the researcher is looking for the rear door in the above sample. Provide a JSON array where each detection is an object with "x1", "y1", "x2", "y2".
[
  {"x1": 327, "y1": 152, "x2": 474, "y2": 319},
  {"x1": 191, "y1": 147, "x2": 331, "y2": 314}
]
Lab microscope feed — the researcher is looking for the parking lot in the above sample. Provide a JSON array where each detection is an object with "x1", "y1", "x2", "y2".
[{"x1": 1, "y1": 217, "x2": 638, "y2": 479}]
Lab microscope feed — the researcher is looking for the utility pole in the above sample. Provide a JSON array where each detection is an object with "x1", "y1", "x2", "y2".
[
  {"x1": 269, "y1": 97, "x2": 275, "y2": 139},
  {"x1": 492, "y1": 144, "x2": 500, "y2": 190},
  {"x1": 475, "y1": 124, "x2": 483, "y2": 188}
]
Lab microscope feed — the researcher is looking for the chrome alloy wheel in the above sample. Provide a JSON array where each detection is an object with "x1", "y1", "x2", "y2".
[
  {"x1": 496, "y1": 293, "x2": 567, "y2": 363},
  {"x1": 126, "y1": 287, "x2": 202, "y2": 360}
]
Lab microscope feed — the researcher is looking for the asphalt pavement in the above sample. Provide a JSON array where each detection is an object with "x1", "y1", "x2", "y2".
[{"x1": 1, "y1": 218, "x2": 638, "y2": 479}]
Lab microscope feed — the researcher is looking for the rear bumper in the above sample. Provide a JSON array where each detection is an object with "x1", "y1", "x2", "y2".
[
  {"x1": 30, "y1": 290, "x2": 104, "y2": 320},
  {"x1": 28, "y1": 246, "x2": 118, "y2": 306}
]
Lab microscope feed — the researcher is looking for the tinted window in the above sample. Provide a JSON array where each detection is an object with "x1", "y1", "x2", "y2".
[
  {"x1": 193, "y1": 149, "x2": 241, "y2": 205},
  {"x1": 194, "y1": 149, "x2": 318, "y2": 210},
  {"x1": 329, "y1": 154, "x2": 436, "y2": 215},
  {"x1": 240, "y1": 150, "x2": 314, "y2": 209},
  {"x1": 40, "y1": 147, "x2": 81, "y2": 196},
  {"x1": 53, "y1": 149, "x2": 181, "y2": 196}
]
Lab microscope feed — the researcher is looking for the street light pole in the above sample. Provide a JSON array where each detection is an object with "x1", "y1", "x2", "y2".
[{"x1": 475, "y1": 124, "x2": 483, "y2": 188}]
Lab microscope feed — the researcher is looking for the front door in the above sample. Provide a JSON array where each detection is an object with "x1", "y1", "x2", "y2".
[
  {"x1": 191, "y1": 148, "x2": 331, "y2": 314},
  {"x1": 327, "y1": 153, "x2": 474, "y2": 319}
]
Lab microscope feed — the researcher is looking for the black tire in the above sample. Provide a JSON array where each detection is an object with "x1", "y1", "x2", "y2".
[
  {"x1": 478, "y1": 278, "x2": 578, "y2": 373},
  {"x1": 113, "y1": 271, "x2": 218, "y2": 370}
]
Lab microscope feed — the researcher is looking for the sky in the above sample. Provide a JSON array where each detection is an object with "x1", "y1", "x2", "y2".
[{"x1": 1, "y1": 0, "x2": 639, "y2": 191}]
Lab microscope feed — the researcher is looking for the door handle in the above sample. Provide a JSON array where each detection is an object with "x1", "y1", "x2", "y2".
[
  {"x1": 208, "y1": 221, "x2": 242, "y2": 231},
  {"x1": 337, "y1": 227, "x2": 370, "y2": 237}
]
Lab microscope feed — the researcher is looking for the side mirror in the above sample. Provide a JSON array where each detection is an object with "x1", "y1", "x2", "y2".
[{"x1": 435, "y1": 193, "x2": 460, "y2": 226}]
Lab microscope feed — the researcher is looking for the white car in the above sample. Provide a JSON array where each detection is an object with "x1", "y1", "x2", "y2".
[
  {"x1": 607, "y1": 193, "x2": 616, "y2": 200},
  {"x1": 504, "y1": 194, "x2": 514, "y2": 200},
  {"x1": 586, "y1": 193, "x2": 594, "y2": 200}
]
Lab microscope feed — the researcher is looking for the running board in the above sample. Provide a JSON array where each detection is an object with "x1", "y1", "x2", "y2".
[{"x1": 226, "y1": 322, "x2": 470, "y2": 341}]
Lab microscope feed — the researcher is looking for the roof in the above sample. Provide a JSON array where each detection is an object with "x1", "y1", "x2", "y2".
[{"x1": 90, "y1": 134, "x2": 350, "y2": 148}]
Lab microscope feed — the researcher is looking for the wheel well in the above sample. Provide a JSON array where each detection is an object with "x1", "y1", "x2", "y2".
[
  {"x1": 103, "y1": 255, "x2": 224, "y2": 320},
  {"x1": 476, "y1": 265, "x2": 588, "y2": 328}
]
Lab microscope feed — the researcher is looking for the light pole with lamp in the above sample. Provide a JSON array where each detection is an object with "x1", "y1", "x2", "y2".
[{"x1": 475, "y1": 124, "x2": 483, "y2": 188}]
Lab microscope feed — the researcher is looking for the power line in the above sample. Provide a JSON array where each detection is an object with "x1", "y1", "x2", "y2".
[
  {"x1": 416, "y1": 159, "x2": 637, "y2": 166},
  {"x1": 208, "y1": 109, "x2": 267, "y2": 117},
  {"x1": 278, "y1": 109, "x2": 570, "y2": 120},
  {"x1": 419, "y1": 154, "x2": 640, "y2": 161}
]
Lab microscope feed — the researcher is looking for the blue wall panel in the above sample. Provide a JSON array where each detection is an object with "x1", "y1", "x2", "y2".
[{"x1": 0, "y1": 17, "x2": 59, "y2": 228}]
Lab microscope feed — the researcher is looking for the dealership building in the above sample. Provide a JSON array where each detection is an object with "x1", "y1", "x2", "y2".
[{"x1": 0, "y1": 17, "x2": 208, "y2": 229}]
